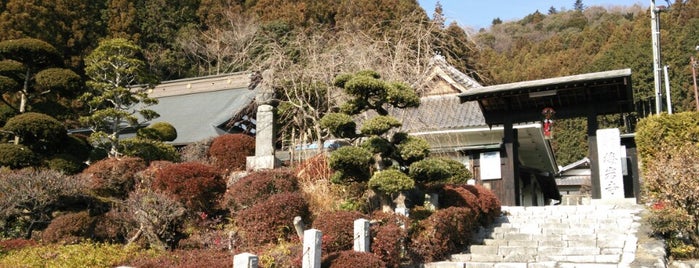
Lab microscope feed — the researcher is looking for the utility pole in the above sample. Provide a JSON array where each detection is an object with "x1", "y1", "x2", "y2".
[
  {"x1": 651, "y1": 0, "x2": 665, "y2": 114},
  {"x1": 692, "y1": 56, "x2": 699, "y2": 111}
]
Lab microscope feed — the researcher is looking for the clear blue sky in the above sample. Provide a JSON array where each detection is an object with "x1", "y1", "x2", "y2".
[{"x1": 418, "y1": 0, "x2": 648, "y2": 29}]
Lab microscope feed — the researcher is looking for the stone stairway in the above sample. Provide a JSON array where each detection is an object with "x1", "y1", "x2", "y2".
[{"x1": 425, "y1": 200, "x2": 646, "y2": 268}]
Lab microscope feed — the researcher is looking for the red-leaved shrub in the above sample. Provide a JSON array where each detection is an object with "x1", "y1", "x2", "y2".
[
  {"x1": 42, "y1": 211, "x2": 96, "y2": 244},
  {"x1": 152, "y1": 162, "x2": 226, "y2": 213},
  {"x1": 235, "y1": 192, "x2": 310, "y2": 249},
  {"x1": 0, "y1": 239, "x2": 37, "y2": 252},
  {"x1": 321, "y1": 250, "x2": 387, "y2": 268},
  {"x1": 439, "y1": 184, "x2": 481, "y2": 217},
  {"x1": 409, "y1": 207, "x2": 477, "y2": 263},
  {"x1": 81, "y1": 157, "x2": 146, "y2": 198},
  {"x1": 223, "y1": 169, "x2": 299, "y2": 212},
  {"x1": 372, "y1": 221, "x2": 406, "y2": 268},
  {"x1": 311, "y1": 210, "x2": 366, "y2": 253},
  {"x1": 464, "y1": 184, "x2": 502, "y2": 225},
  {"x1": 208, "y1": 134, "x2": 255, "y2": 172},
  {"x1": 120, "y1": 248, "x2": 232, "y2": 268}
]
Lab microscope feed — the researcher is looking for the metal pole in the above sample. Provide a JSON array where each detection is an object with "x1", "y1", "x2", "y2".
[
  {"x1": 651, "y1": 0, "x2": 663, "y2": 114},
  {"x1": 692, "y1": 56, "x2": 699, "y2": 111},
  {"x1": 663, "y1": 65, "x2": 672, "y2": 114}
]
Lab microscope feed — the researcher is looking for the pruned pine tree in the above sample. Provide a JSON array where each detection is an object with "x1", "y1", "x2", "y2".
[{"x1": 80, "y1": 38, "x2": 159, "y2": 158}]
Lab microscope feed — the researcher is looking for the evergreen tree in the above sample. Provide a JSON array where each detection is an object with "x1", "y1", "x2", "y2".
[
  {"x1": 574, "y1": 0, "x2": 584, "y2": 11},
  {"x1": 80, "y1": 38, "x2": 159, "y2": 158}
]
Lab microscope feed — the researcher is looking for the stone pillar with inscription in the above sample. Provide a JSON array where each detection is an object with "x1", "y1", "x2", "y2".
[
  {"x1": 595, "y1": 128, "x2": 625, "y2": 199},
  {"x1": 246, "y1": 69, "x2": 280, "y2": 171}
]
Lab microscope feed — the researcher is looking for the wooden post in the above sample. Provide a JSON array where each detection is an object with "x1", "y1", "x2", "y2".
[
  {"x1": 587, "y1": 112, "x2": 600, "y2": 199},
  {"x1": 501, "y1": 120, "x2": 520, "y2": 206}
]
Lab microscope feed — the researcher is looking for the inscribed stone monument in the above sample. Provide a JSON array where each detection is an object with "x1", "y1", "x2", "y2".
[
  {"x1": 246, "y1": 69, "x2": 280, "y2": 171},
  {"x1": 596, "y1": 128, "x2": 624, "y2": 199}
]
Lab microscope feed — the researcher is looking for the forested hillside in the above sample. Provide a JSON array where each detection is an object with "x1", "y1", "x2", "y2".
[
  {"x1": 2, "y1": 0, "x2": 699, "y2": 165},
  {"x1": 473, "y1": 1, "x2": 699, "y2": 164}
]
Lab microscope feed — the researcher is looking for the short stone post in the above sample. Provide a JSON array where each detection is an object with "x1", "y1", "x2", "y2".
[
  {"x1": 353, "y1": 219, "x2": 370, "y2": 252},
  {"x1": 233, "y1": 252, "x2": 258, "y2": 268},
  {"x1": 303, "y1": 229, "x2": 322, "y2": 268}
]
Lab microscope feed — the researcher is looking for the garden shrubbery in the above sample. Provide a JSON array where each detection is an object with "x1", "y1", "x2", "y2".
[
  {"x1": 81, "y1": 157, "x2": 146, "y2": 198},
  {"x1": 312, "y1": 210, "x2": 366, "y2": 253},
  {"x1": 208, "y1": 133, "x2": 255, "y2": 172},
  {"x1": 322, "y1": 250, "x2": 387, "y2": 268},
  {"x1": 222, "y1": 169, "x2": 299, "y2": 212},
  {"x1": 409, "y1": 207, "x2": 478, "y2": 263},
  {"x1": 637, "y1": 112, "x2": 699, "y2": 259},
  {"x1": 235, "y1": 192, "x2": 310, "y2": 249},
  {"x1": 152, "y1": 162, "x2": 225, "y2": 213}
]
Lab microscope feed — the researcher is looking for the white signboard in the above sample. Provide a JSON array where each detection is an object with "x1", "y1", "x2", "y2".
[
  {"x1": 596, "y1": 128, "x2": 625, "y2": 199},
  {"x1": 480, "y1": 151, "x2": 501, "y2": 180}
]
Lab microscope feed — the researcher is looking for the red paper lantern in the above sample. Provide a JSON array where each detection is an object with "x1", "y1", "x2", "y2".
[{"x1": 541, "y1": 107, "x2": 555, "y2": 139}]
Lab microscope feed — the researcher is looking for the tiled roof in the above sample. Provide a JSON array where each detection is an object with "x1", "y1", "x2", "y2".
[
  {"x1": 143, "y1": 72, "x2": 256, "y2": 145},
  {"x1": 390, "y1": 95, "x2": 485, "y2": 132},
  {"x1": 391, "y1": 55, "x2": 486, "y2": 132}
]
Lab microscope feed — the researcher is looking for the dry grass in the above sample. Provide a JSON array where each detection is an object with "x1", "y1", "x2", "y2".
[{"x1": 293, "y1": 153, "x2": 367, "y2": 214}]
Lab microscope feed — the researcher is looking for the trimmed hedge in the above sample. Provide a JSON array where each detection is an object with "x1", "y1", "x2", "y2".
[
  {"x1": 235, "y1": 192, "x2": 310, "y2": 249},
  {"x1": 208, "y1": 133, "x2": 255, "y2": 172},
  {"x1": 409, "y1": 207, "x2": 478, "y2": 263},
  {"x1": 311, "y1": 210, "x2": 366, "y2": 254},
  {"x1": 81, "y1": 157, "x2": 146, "y2": 198},
  {"x1": 41, "y1": 211, "x2": 96, "y2": 244},
  {"x1": 152, "y1": 162, "x2": 225, "y2": 213},
  {"x1": 464, "y1": 184, "x2": 502, "y2": 225},
  {"x1": 370, "y1": 212, "x2": 408, "y2": 268},
  {"x1": 0, "y1": 143, "x2": 38, "y2": 169},
  {"x1": 222, "y1": 169, "x2": 299, "y2": 212},
  {"x1": 439, "y1": 184, "x2": 481, "y2": 216},
  {"x1": 321, "y1": 250, "x2": 387, "y2": 268}
]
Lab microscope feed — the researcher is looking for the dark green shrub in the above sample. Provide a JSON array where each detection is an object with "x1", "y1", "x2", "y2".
[
  {"x1": 120, "y1": 138, "x2": 180, "y2": 163},
  {"x1": 396, "y1": 136, "x2": 430, "y2": 164},
  {"x1": 0, "y1": 103, "x2": 16, "y2": 127},
  {"x1": 46, "y1": 154, "x2": 86, "y2": 175},
  {"x1": 208, "y1": 133, "x2": 255, "y2": 172},
  {"x1": 222, "y1": 169, "x2": 299, "y2": 212},
  {"x1": 635, "y1": 112, "x2": 699, "y2": 166},
  {"x1": 236, "y1": 192, "x2": 310, "y2": 249},
  {"x1": 34, "y1": 67, "x2": 81, "y2": 96},
  {"x1": 137, "y1": 122, "x2": 177, "y2": 142},
  {"x1": 3, "y1": 112, "x2": 66, "y2": 154},
  {"x1": 152, "y1": 162, "x2": 225, "y2": 213},
  {"x1": 41, "y1": 211, "x2": 96, "y2": 244},
  {"x1": 61, "y1": 134, "x2": 92, "y2": 162},
  {"x1": 311, "y1": 210, "x2": 366, "y2": 254},
  {"x1": 322, "y1": 250, "x2": 386, "y2": 268},
  {"x1": 320, "y1": 113, "x2": 357, "y2": 139},
  {"x1": 81, "y1": 157, "x2": 146, "y2": 198},
  {"x1": 0, "y1": 143, "x2": 38, "y2": 169},
  {"x1": 409, "y1": 157, "x2": 473, "y2": 184},
  {"x1": 368, "y1": 169, "x2": 414, "y2": 194},
  {"x1": 409, "y1": 207, "x2": 477, "y2": 263},
  {"x1": 329, "y1": 146, "x2": 372, "y2": 183},
  {"x1": 360, "y1": 115, "x2": 401, "y2": 136}
]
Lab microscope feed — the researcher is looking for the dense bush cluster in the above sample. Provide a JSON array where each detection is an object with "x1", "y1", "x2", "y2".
[
  {"x1": 312, "y1": 210, "x2": 366, "y2": 253},
  {"x1": 409, "y1": 207, "x2": 477, "y2": 262},
  {"x1": 322, "y1": 250, "x2": 387, "y2": 268},
  {"x1": 208, "y1": 133, "x2": 255, "y2": 172},
  {"x1": 370, "y1": 212, "x2": 409, "y2": 268},
  {"x1": 121, "y1": 248, "x2": 232, "y2": 268},
  {"x1": 81, "y1": 157, "x2": 146, "y2": 198},
  {"x1": 223, "y1": 169, "x2": 299, "y2": 212},
  {"x1": 152, "y1": 162, "x2": 225, "y2": 213},
  {"x1": 235, "y1": 192, "x2": 310, "y2": 249},
  {"x1": 637, "y1": 112, "x2": 699, "y2": 258},
  {"x1": 41, "y1": 211, "x2": 96, "y2": 244}
]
